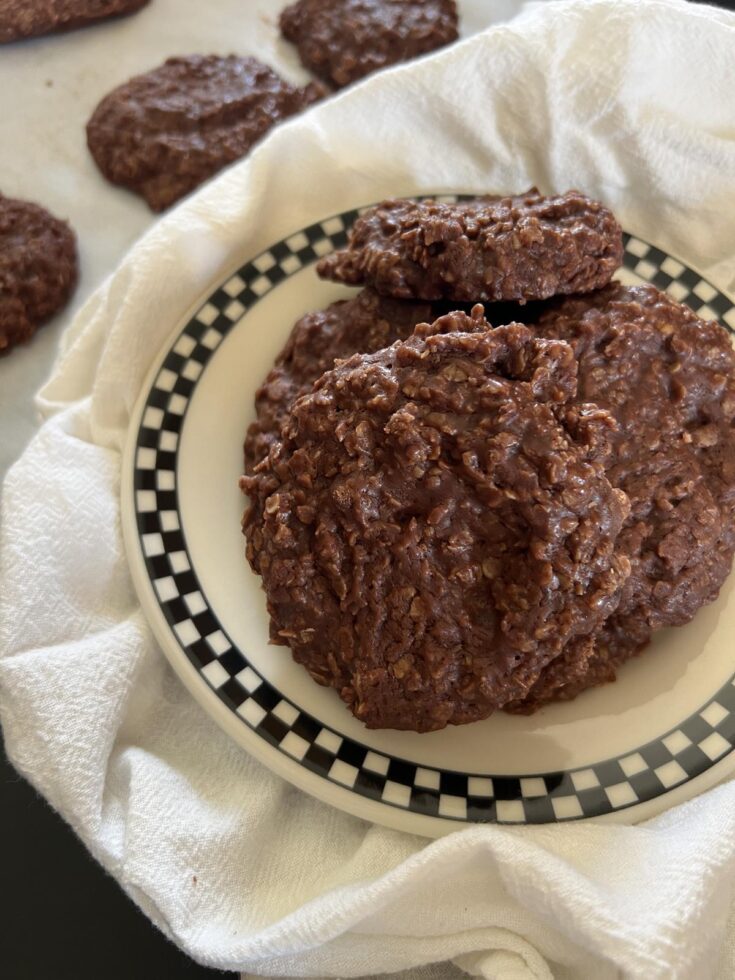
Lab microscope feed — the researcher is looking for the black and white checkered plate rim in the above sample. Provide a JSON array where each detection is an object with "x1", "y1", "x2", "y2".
[{"x1": 132, "y1": 197, "x2": 735, "y2": 825}]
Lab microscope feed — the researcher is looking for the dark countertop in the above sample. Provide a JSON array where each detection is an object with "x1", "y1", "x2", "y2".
[{"x1": 1, "y1": 735, "x2": 235, "y2": 979}]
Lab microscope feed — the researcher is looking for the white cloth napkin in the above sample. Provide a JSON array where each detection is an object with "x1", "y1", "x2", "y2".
[{"x1": 2, "y1": 1, "x2": 735, "y2": 978}]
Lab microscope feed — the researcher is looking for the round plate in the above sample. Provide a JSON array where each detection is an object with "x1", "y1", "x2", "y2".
[{"x1": 121, "y1": 198, "x2": 735, "y2": 836}]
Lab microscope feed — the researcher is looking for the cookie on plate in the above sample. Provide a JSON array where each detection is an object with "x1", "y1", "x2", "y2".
[
  {"x1": 241, "y1": 317, "x2": 631, "y2": 731},
  {"x1": 87, "y1": 56, "x2": 325, "y2": 211},
  {"x1": 243, "y1": 288, "x2": 434, "y2": 472},
  {"x1": 509, "y1": 283, "x2": 735, "y2": 710},
  {"x1": 0, "y1": 194, "x2": 78, "y2": 355},
  {"x1": 280, "y1": 0, "x2": 459, "y2": 89},
  {"x1": 0, "y1": 0, "x2": 150, "y2": 44},
  {"x1": 317, "y1": 190, "x2": 624, "y2": 303}
]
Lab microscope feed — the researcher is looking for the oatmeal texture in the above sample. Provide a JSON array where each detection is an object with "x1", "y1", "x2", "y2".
[
  {"x1": 317, "y1": 190, "x2": 623, "y2": 303},
  {"x1": 513, "y1": 283, "x2": 735, "y2": 709},
  {"x1": 244, "y1": 288, "x2": 433, "y2": 473},
  {"x1": 280, "y1": 0, "x2": 459, "y2": 89},
  {"x1": 242, "y1": 317, "x2": 631, "y2": 731},
  {"x1": 87, "y1": 56, "x2": 325, "y2": 211},
  {"x1": 0, "y1": 194, "x2": 78, "y2": 355},
  {"x1": 0, "y1": 0, "x2": 149, "y2": 42}
]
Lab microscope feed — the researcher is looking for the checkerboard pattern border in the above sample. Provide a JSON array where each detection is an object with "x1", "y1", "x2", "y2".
[
  {"x1": 133, "y1": 205, "x2": 735, "y2": 825},
  {"x1": 622, "y1": 234, "x2": 735, "y2": 328}
]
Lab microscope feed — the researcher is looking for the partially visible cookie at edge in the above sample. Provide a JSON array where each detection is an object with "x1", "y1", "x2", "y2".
[
  {"x1": 87, "y1": 55, "x2": 326, "y2": 212},
  {"x1": 280, "y1": 0, "x2": 459, "y2": 89},
  {"x1": 0, "y1": 194, "x2": 78, "y2": 355},
  {"x1": 0, "y1": 0, "x2": 150, "y2": 44}
]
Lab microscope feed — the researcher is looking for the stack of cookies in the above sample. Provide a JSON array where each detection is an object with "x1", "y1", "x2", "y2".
[{"x1": 241, "y1": 189, "x2": 735, "y2": 732}]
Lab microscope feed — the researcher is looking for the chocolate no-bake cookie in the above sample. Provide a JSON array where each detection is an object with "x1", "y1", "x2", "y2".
[
  {"x1": 0, "y1": 0, "x2": 149, "y2": 43},
  {"x1": 280, "y1": 0, "x2": 459, "y2": 89},
  {"x1": 0, "y1": 194, "x2": 78, "y2": 355},
  {"x1": 87, "y1": 56, "x2": 325, "y2": 211},
  {"x1": 244, "y1": 288, "x2": 433, "y2": 472},
  {"x1": 242, "y1": 317, "x2": 631, "y2": 731},
  {"x1": 317, "y1": 190, "x2": 623, "y2": 303},
  {"x1": 512, "y1": 283, "x2": 735, "y2": 710}
]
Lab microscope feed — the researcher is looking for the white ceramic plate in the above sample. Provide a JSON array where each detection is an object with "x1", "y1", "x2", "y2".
[{"x1": 121, "y1": 199, "x2": 735, "y2": 837}]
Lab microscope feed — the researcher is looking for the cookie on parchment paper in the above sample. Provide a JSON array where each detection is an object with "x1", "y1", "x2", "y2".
[
  {"x1": 0, "y1": 0, "x2": 150, "y2": 44},
  {"x1": 87, "y1": 55, "x2": 326, "y2": 212},
  {"x1": 280, "y1": 0, "x2": 459, "y2": 89},
  {"x1": 0, "y1": 194, "x2": 78, "y2": 355}
]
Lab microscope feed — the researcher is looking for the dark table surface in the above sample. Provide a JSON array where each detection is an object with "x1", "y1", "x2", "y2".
[{"x1": 1, "y1": 736, "x2": 235, "y2": 979}]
